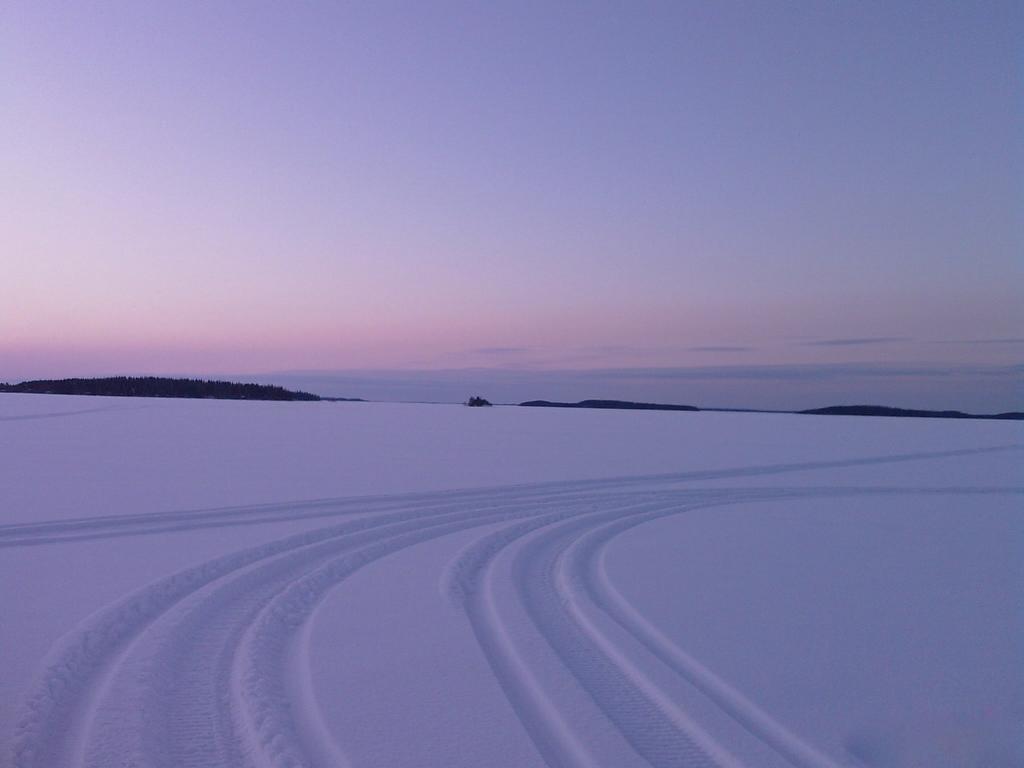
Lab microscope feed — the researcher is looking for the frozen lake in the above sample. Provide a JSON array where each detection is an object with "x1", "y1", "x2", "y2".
[{"x1": 1, "y1": 394, "x2": 1020, "y2": 767}]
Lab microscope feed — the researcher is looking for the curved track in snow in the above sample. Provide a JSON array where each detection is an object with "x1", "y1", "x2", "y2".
[{"x1": 8, "y1": 445, "x2": 1023, "y2": 768}]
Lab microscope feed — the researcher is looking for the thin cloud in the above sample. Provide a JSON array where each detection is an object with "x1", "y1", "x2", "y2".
[
  {"x1": 578, "y1": 344, "x2": 643, "y2": 353},
  {"x1": 586, "y1": 362, "x2": 1021, "y2": 381},
  {"x1": 267, "y1": 362, "x2": 1024, "y2": 382},
  {"x1": 689, "y1": 346, "x2": 752, "y2": 352},
  {"x1": 801, "y1": 337, "x2": 908, "y2": 347},
  {"x1": 929, "y1": 338, "x2": 1024, "y2": 345}
]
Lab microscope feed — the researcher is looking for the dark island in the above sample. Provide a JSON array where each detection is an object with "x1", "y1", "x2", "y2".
[
  {"x1": 799, "y1": 405, "x2": 1024, "y2": 420},
  {"x1": 520, "y1": 399, "x2": 1022, "y2": 421},
  {"x1": 0, "y1": 376, "x2": 321, "y2": 401},
  {"x1": 520, "y1": 399, "x2": 699, "y2": 412}
]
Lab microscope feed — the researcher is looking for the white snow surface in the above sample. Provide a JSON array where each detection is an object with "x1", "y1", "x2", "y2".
[{"x1": 1, "y1": 393, "x2": 1021, "y2": 768}]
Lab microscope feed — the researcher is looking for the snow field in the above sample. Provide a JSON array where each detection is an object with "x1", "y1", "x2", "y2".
[{"x1": 1, "y1": 394, "x2": 1020, "y2": 767}]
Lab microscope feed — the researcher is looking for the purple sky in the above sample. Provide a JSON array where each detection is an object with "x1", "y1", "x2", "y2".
[{"x1": 2, "y1": 2, "x2": 1021, "y2": 407}]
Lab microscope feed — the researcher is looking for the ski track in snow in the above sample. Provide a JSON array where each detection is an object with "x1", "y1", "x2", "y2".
[
  {"x1": 8, "y1": 445, "x2": 1023, "y2": 768},
  {"x1": 0, "y1": 405, "x2": 122, "y2": 423}
]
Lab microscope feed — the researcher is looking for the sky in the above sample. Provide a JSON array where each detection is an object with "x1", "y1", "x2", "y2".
[{"x1": 2, "y1": 2, "x2": 1021, "y2": 408}]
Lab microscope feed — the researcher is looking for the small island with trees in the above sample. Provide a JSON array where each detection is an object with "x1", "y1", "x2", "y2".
[
  {"x1": 0, "y1": 376, "x2": 321, "y2": 401},
  {"x1": 798, "y1": 404, "x2": 1023, "y2": 420},
  {"x1": 519, "y1": 398, "x2": 1022, "y2": 421},
  {"x1": 520, "y1": 399, "x2": 698, "y2": 412}
]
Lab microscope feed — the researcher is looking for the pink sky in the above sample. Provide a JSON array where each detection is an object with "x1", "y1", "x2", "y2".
[{"x1": 2, "y1": 2, "x2": 1021, "y2": 406}]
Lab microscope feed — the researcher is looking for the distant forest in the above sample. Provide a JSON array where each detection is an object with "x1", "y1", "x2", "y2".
[
  {"x1": 0, "y1": 377, "x2": 320, "y2": 401},
  {"x1": 799, "y1": 405, "x2": 1024, "y2": 420},
  {"x1": 520, "y1": 399, "x2": 699, "y2": 412},
  {"x1": 520, "y1": 399, "x2": 1022, "y2": 421}
]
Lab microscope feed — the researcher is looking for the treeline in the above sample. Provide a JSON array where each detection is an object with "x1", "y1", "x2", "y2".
[
  {"x1": 518, "y1": 398, "x2": 1022, "y2": 420},
  {"x1": 799, "y1": 405, "x2": 1024, "y2": 420},
  {"x1": 0, "y1": 377, "x2": 320, "y2": 401},
  {"x1": 520, "y1": 399, "x2": 699, "y2": 412}
]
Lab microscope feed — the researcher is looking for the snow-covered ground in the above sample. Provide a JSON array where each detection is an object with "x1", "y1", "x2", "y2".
[{"x1": 1, "y1": 394, "x2": 1020, "y2": 768}]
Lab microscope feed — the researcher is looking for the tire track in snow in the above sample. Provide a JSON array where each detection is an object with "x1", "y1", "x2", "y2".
[
  {"x1": 0, "y1": 486, "x2": 677, "y2": 550},
  {"x1": 12, "y1": 474, "x2": 1020, "y2": 768},
  {"x1": 511, "y1": 500, "x2": 739, "y2": 768},
  {"x1": 235, "y1": 505, "x2": 607, "y2": 768},
  {"x1": 11, "y1": 489, "x2": 553, "y2": 768},
  {"x1": 445, "y1": 486, "x2": 1024, "y2": 767},
  {"x1": 12, "y1": 513, "x2": 399, "y2": 768},
  {"x1": 558, "y1": 496, "x2": 843, "y2": 768},
  {"x1": 13, "y1": 484, "x2": 661, "y2": 768},
  {"x1": 139, "y1": 500, "x2": 618, "y2": 768},
  {"x1": 115, "y1": 537, "x2": 376, "y2": 768},
  {"x1": 3, "y1": 443, "x2": 1017, "y2": 548},
  {"x1": 444, "y1": 506, "x2": 614, "y2": 768},
  {"x1": 444, "y1": 495, "x2": 745, "y2": 768},
  {"x1": 564, "y1": 486, "x2": 1024, "y2": 768},
  {"x1": 112, "y1": 508, "x2": 530, "y2": 767},
  {"x1": 231, "y1": 494, "x2": 685, "y2": 768},
  {"x1": 0, "y1": 405, "x2": 121, "y2": 423}
]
